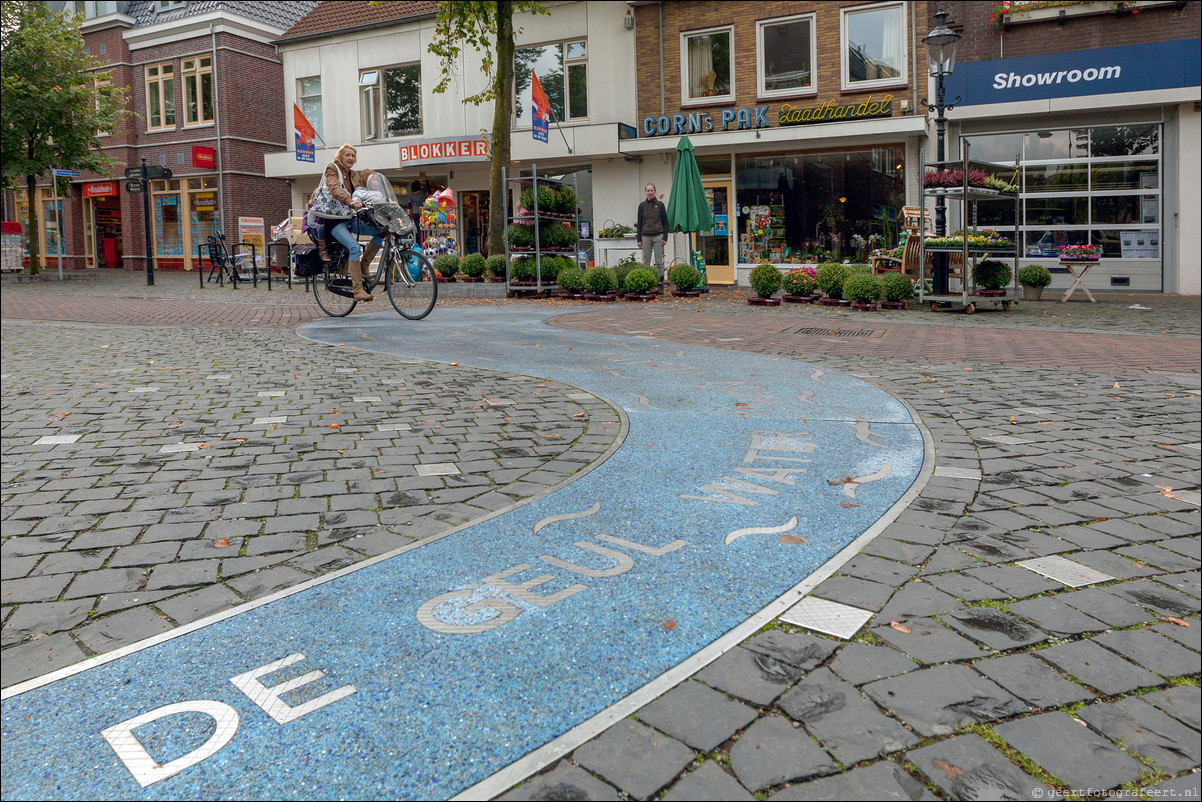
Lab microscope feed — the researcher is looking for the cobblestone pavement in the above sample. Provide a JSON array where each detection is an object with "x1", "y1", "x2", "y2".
[{"x1": 2, "y1": 271, "x2": 1200, "y2": 800}]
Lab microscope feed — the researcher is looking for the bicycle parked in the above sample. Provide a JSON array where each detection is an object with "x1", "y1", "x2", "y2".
[{"x1": 303, "y1": 174, "x2": 438, "y2": 320}]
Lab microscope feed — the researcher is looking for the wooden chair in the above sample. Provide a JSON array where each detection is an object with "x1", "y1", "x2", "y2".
[{"x1": 871, "y1": 233, "x2": 922, "y2": 283}]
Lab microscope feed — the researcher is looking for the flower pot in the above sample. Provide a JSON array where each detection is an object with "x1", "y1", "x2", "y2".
[
  {"x1": 782, "y1": 294, "x2": 813, "y2": 304},
  {"x1": 583, "y1": 292, "x2": 617, "y2": 302},
  {"x1": 624, "y1": 292, "x2": 657, "y2": 301},
  {"x1": 459, "y1": 277, "x2": 483, "y2": 283},
  {"x1": 747, "y1": 296, "x2": 782, "y2": 307},
  {"x1": 671, "y1": 289, "x2": 701, "y2": 298},
  {"x1": 850, "y1": 302, "x2": 877, "y2": 311},
  {"x1": 880, "y1": 300, "x2": 908, "y2": 310},
  {"x1": 1022, "y1": 285, "x2": 1045, "y2": 301},
  {"x1": 978, "y1": 288, "x2": 1007, "y2": 297}
]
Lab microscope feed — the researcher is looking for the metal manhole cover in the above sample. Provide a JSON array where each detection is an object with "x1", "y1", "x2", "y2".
[{"x1": 789, "y1": 327, "x2": 880, "y2": 337}]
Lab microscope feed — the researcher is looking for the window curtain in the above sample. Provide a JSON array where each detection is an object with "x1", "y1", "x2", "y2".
[
  {"x1": 688, "y1": 35, "x2": 715, "y2": 98},
  {"x1": 879, "y1": 13, "x2": 902, "y2": 78}
]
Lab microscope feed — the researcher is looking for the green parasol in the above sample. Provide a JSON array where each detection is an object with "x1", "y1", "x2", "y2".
[{"x1": 666, "y1": 136, "x2": 713, "y2": 234}]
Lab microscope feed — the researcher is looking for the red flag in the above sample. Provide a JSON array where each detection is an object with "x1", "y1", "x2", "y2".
[
  {"x1": 293, "y1": 103, "x2": 316, "y2": 145},
  {"x1": 531, "y1": 71, "x2": 549, "y2": 120}
]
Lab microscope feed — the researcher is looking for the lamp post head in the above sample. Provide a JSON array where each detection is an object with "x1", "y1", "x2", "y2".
[{"x1": 924, "y1": 8, "x2": 961, "y2": 78}]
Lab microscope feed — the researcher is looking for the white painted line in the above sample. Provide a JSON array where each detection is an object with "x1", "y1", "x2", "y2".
[
  {"x1": 257, "y1": 390, "x2": 286, "y2": 397},
  {"x1": 934, "y1": 466, "x2": 982, "y2": 480},
  {"x1": 252, "y1": 416, "x2": 288, "y2": 425},
  {"x1": 416, "y1": 463, "x2": 460, "y2": 476},
  {"x1": 159, "y1": 443, "x2": 202, "y2": 453},
  {"x1": 779, "y1": 597, "x2": 874, "y2": 640},
  {"x1": 128, "y1": 386, "x2": 160, "y2": 393},
  {"x1": 377, "y1": 423, "x2": 412, "y2": 432},
  {"x1": 1017, "y1": 555, "x2": 1115, "y2": 588},
  {"x1": 34, "y1": 434, "x2": 82, "y2": 445},
  {"x1": 353, "y1": 396, "x2": 382, "y2": 402}
]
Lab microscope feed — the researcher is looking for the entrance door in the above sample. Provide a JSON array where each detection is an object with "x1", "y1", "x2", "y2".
[
  {"x1": 697, "y1": 180, "x2": 734, "y2": 284},
  {"x1": 95, "y1": 197, "x2": 123, "y2": 269},
  {"x1": 461, "y1": 191, "x2": 489, "y2": 256}
]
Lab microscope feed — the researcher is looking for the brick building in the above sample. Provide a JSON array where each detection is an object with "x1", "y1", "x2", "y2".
[{"x1": 6, "y1": 1, "x2": 317, "y2": 272}]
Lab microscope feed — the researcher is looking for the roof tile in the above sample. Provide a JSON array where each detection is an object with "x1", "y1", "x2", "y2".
[{"x1": 281, "y1": 1, "x2": 439, "y2": 40}]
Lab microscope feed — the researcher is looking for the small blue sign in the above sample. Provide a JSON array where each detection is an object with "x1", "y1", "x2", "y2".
[
  {"x1": 54, "y1": 169, "x2": 81, "y2": 178},
  {"x1": 295, "y1": 134, "x2": 315, "y2": 163},
  {"x1": 946, "y1": 39, "x2": 1200, "y2": 106},
  {"x1": 532, "y1": 117, "x2": 549, "y2": 143}
]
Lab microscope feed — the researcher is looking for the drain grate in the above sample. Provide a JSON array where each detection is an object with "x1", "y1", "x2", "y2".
[{"x1": 788, "y1": 327, "x2": 878, "y2": 337}]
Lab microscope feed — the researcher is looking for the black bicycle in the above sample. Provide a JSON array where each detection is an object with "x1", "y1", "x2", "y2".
[{"x1": 312, "y1": 178, "x2": 438, "y2": 320}]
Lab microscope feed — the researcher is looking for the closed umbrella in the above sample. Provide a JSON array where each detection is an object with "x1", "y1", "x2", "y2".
[{"x1": 666, "y1": 136, "x2": 712, "y2": 234}]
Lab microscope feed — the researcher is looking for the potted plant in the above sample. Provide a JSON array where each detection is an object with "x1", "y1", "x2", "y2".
[
  {"x1": 460, "y1": 252, "x2": 486, "y2": 282},
  {"x1": 747, "y1": 263, "x2": 782, "y2": 306},
  {"x1": 972, "y1": 258, "x2": 1012, "y2": 296},
  {"x1": 1058, "y1": 244, "x2": 1101, "y2": 261},
  {"x1": 623, "y1": 267, "x2": 659, "y2": 300},
  {"x1": 781, "y1": 266, "x2": 819, "y2": 302},
  {"x1": 510, "y1": 255, "x2": 537, "y2": 284},
  {"x1": 1018, "y1": 264, "x2": 1052, "y2": 300},
  {"x1": 433, "y1": 253, "x2": 460, "y2": 282},
  {"x1": 613, "y1": 255, "x2": 642, "y2": 292},
  {"x1": 557, "y1": 264, "x2": 586, "y2": 298},
  {"x1": 582, "y1": 265, "x2": 618, "y2": 300},
  {"x1": 667, "y1": 262, "x2": 702, "y2": 297},
  {"x1": 507, "y1": 222, "x2": 535, "y2": 250},
  {"x1": 485, "y1": 254, "x2": 508, "y2": 282},
  {"x1": 879, "y1": 273, "x2": 914, "y2": 309},
  {"x1": 842, "y1": 272, "x2": 881, "y2": 311},
  {"x1": 815, "y1": 262, "x2": 849, "y2": 305},
  {"x1": 596, "y1": 221, "x2": 635, "y2": 239}
]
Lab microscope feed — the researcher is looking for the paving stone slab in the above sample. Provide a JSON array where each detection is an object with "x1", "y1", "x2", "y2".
[
  {"x1": 873, "y1": 582, "x2": 963, "y2": 624},
  {"x1": 2, "y1": 573, "x2": 72, "y2": 604},
  {"x1": 810, "y1": 575, "x2": 895, "y2": 611},
  {"x1": 0, "y1": 632, "x2": 88, "y2": 689},
  {"x1": 920, "y1": 546, "x2": 980, "y2": 575},
  {"x1": 862, "y1": 664, "x2": 1025, "y2": 738},
  {"x1": 839, "y1": 554, "x2": 920, "y2": 586},
  {"x1": 870, "y1": 617, "x2": 988, "y2": 665},
  {"x1": 742, "y1": 629, "x2": 839, "y2": 670},
  {"x1": 154, "y1": 583, "x2": 246, "y2": 625},
  {"x1": 923, "y1": 572, "x2": 1006, "y2": 603},
  {"x1": 1009, "y1": 597, "x2": 1109, "y2": 637},
  {"x1": 1150, "y1": 773, "x2": 1202, "y2": 799},
  {"x1": 1059, "y1": 587, "x2": 1159, "y2": 628},
  {"x1": 145, "y1": 560, "x2": 219, "y2": 591},
  {"x1": 695, "y1": 645, "x2": 802, "y2": 706},
  {"x1": 964, "y1": 564, "x2": 1062, "y2": 598},
  {"x1": 1036, "y1": 640, "x2": 1164, "y2": 695},
  {"x1": 1078, "y1": 697, "x2": 1202, "y2": 773},
  {"x1": 827, "y1": 642, "x2": 919, "y2": 687},
  {"x1": 661, "y1": 761, "x2": 754, "y2": 802},
  {"x1": 777, "y1": 668, "x2": 919, "y2": 765},
  {"x1": 1117, "y1": 543, "x2": 1199, "y2": 573},
  {"x1": 573, "y1": 719, "x2": 694, "y2": 801},
  {"x1": 1151, "y1": 620, "x2": 1202, "y2": 652},
  {"x1": 1158, "y1": 571, "x2": 1202, "y2": 598},
  {"x1": 767, "y1": 760, "x2": 935, "y2": 801},
  {"x1": 1046, "y1": 524, "x2": 1127, "y2": 550},
  {"x1": 972, "y1": 653, "x2": 1095, "y2": 709},
  {"x1": 1159, "y1": 536, "x2": 1202, "y2": 560},
  {"x1": 635, "y1": 681, "x2": 757, "y2": 752},
  {"x1": 942, "y1": 607, "x2": 1049, "y2": 651},
  {"x1": 995, "y1": 711, "x2": 1144, "y2": 790},
  {"x1": 1092, "y1": 628, "x2": 1202, "y2": 679},
  {"x1": 1111, "y1": 579, "x2": 1201, "y2": 618},
  {"x1": 224, "y1": 566, "x2": 312, "y2": 600},
  {"x1": 27, "y1": 549, "x2": 112, "y2": 576},
  {"x1": 499, "y1": 763, "x2": 620, "y2": 801},
  {"x1": 1141, "y1": 684, "x2": 1202, "y2": 732},
  {"x1": 908, "y1": 733, "x2": 1051, "y2": 801},
  {"x1": 729, "y1": 715, "x2": 836, "y2": 792},
  {"x1": 0, "y1": 599, "x2": 93, "y2": 647},
  {"x1": 1069, "y1": 550, "x2": 1157, "y2": 579},
  {"x1": 74, "y1": 606, "x2": 175, "y2": 655}
]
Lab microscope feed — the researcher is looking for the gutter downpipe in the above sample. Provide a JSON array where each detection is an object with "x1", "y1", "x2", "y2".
[
  {"x1": 658, "y1": 2, "x2": 664, "y2": 116},
  {"x1": 211, "y1": 23, "x2": 226, "y2": 237}
]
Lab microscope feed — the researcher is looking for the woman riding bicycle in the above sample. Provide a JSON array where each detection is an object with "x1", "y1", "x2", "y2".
[{"x1": 321, "y1": 143, "x2": 384, "y2": 302}]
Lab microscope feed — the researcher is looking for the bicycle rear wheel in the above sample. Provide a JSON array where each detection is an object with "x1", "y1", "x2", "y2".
[
  {"x1": 386, "y1": 248, "x2": 438, "y2": 320},
  {"x1": 313, "y1": 260, "x2": 357, "y2": 317}
]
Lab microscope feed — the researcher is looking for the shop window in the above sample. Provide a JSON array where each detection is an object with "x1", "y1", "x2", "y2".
[
  {"x1": 842, "y1": 3, "x2": 906, "y2": 90},
  {"x1": 758, "y1": 14, "x2": 815, "y2": 98},
  {"x1": 189, "y1": 176, "x2": 220, "y2": 257},
  {"x1": 182, "y1": 57, "x2": 214, "y2": 126},
  {"x1": 514, "y1": 41, "x2": 589, "y2": 127},
  {"x1": 360, "y1": 64, "x2": 421, "y2": 140},
  {"x1": 154, "y1": 189, "x2": 183, "y2": 257},
  {"x1": 42, "y1": 199, "x2": 63, "y2": 260},
  {"x1": 298, "y1": 76, "x2": 323, "y2": 142},
  {"x1": 681, "y1": 27, "x2": 733, "y2": 105},
  {"x1": 146, "y1": 62, "x2": 175, "y2": 130}
]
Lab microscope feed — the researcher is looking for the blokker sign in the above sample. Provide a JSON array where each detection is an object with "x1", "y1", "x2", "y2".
[{"x1": 399, "y1": 137, "x2": 489, "y2": 166}]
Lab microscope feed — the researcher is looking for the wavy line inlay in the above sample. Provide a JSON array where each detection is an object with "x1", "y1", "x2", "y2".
[
  {"x1": 724, "y1": 516, "x2": 799, "y2": 546},
  {"x1": 849, "y1": 417, "x2": 887, "y2": 446},
  {"x1": 533, "y1": 502, "x2": 602, "y2": 534},
  {"x1": 843, "y1": 464, "x2": 893, "y2": 498}
]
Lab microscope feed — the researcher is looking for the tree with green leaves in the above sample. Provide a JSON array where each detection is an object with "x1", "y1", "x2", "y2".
[
  {"x1": 427, "y1": 0, "x2": 549, "y2": 257},
  {"x1": 1, "y1": 1, "x2": 126, "y2": 273}
]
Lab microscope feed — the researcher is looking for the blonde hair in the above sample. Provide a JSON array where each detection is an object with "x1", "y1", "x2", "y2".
[{"x1": 335, "y1": 143, "x2": 357, "y2": 164}]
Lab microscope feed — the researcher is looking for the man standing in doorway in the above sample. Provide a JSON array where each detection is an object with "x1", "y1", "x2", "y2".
[{"x1": 636, "y1": 183, "x2": 668, "y2": 281}]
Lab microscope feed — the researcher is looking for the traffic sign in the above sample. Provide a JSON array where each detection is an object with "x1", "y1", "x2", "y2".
[
  {"x1": 53, "y1": 169, "x2": 81, "y2": 178},
  {"x1": 124, "y1": 165, "x2": 173, "y2": 180},
  {"x1": 125, "y1": 181, "x2": 144, "y2": 193},
  {"x1": 124, "y1": 167, "x2": 141, "y2": 180}
]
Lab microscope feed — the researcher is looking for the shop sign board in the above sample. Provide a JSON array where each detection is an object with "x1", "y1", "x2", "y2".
[
  {"x1": 125, "y1": 181, "x2": 144, "y2": 193},
  {"x1": 779, "y1": 95, "x2": 893, "y2": 126},
  {"x1": 641, "y1": 106, "x2": 770, "y2": 137},
  {"x1": 194, "y1": 192, "x2": 216, "y2": 211},
  {"x1": 398, "y1": 138, "x2": 489, "y2": 167},
  {"x1": 945, "y1": 38, "x2": 1201, "y2": 106},
  {"x1": 84, "y1": 181, "x2": 117, "y2": 198},
  {"x1": 238, "y1": 216, "x2": 264, "y2": 265},
  {"x1": 192, "y1": 146, "x2": 216, "y2": 168}
]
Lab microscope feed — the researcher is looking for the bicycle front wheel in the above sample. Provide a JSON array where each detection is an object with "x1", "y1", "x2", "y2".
[
  {"x1": 386, "y1": 249, "x2": 438, "y2": 320},
  {"x1": 314, "y1": 260, "x2": 357, "y2": 317}
]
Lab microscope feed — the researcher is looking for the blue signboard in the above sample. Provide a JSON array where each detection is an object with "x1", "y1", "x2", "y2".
[
  {"x1": 295, "y1": 133, "x2": 315, "y2": 163},
  {"x1": 532, "y1": 117, "x2": 549, "y2": 143},
  {"x1": 946, "y1": 39, "x2": 1200, "y2": 106}
]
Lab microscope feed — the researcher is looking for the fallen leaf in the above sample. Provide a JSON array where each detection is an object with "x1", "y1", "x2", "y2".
[
  {"x1": 214, "y1": 537, "x2": 230, "y2": 548},
  {"x1": 889, "y1": 621, "x2": 912, "y2": 633},
  {"x1": 663, "y1": 620, "x2": 676, "y2": 631},
  {"x1": 1113, "y1": 382, "x2": 1121, "y2": 388},
  {"x1": 840, "y1": 502, "x2": 860, "y2": 508},
  {"x1": 325, "y1": 408, "x2": 340, "y2": 414},
  {"x1": 449, "y1": 362, "x2": 459, "y2": 366},
  {"x1": 196, "y1": 443, "x2": 211, "y2": 449},
  {"x1": 734, "y1": 402, "x2": 750, "y2": 407},
  {"x1": 573, "y1": 412, "x2": 585, "y2": 418},
  {"x1": 827, "y1": 477, "x2": 853, "y2": 485},
  {"x1": 1164, "y1": 617, "x2": 1190, "y2": 627},
  {"x1": 932, "y1": 759, "x2": 963, "y2": 780},
  {"x1": 1009, "y1": 416, "x2": 1016, "y2": 425},
  {"x1": 328, "y1": 423, "x2": 341, "y2": 429},
  {"x1": 778, "y1": 535, "x2": 807, "y2": 544}
]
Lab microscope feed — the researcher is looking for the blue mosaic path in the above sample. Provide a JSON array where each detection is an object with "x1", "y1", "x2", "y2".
[{"x1": 0, "y1": 307, "x2": 924, "y2": 801}]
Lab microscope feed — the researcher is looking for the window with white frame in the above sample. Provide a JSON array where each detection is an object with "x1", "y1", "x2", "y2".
[
  {"x1": 298, "y1": 76, "x2": 323, "y2": 142},
  {"x1": 181, "y1": 56, "x2": 214, "y2": 126},
  {"x1": 681, "y1": 26, "x2": 733, "y2": 104},
  {"x1": 145, "y1": 62, "x2": 175, "y2": 130},
  {"x1": 842, "y1": 2, "x2": 907, "y2": 89},
  {"x1": 513, "y1": 40, "x2": 588, "y2": 127},
  {"x1": 67, "y1": 1, "x2": 117, "y2": 18},
  {"x1": 360, "y1": 64, "x2": 422, "y2": 140},
  {"x1": 758, "y1": 14, "x2": 816, "y2": 98},
  {"x1": 95, "y1": 75, "x2": 112, "y2": 136}
]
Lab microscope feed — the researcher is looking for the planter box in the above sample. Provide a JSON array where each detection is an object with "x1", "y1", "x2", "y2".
[
  {"x1": 850, "y1": 302, "x2": 878, "y2": 312},
  {"x1": 782, "y1": 294, "x2": 813, "y2": 304},
  {"x1": 819, "y1": 297, "x2": 850, "y2": 307},
  {"x1": 624, "y1": 292, "x2": 658, "y2": 301},
  {"x1": 459, "y1": 277, "x2": 484, "y2": 283},
  {"x1": 978, "y1": 289, "x2": 1007, "y2": 297},
  {"x1": 880, "y1": 301, "x2": 908, "y2": 310},
  {"x1": 747, "y1": 296, "x2": 781, "y2": 307},
  {"x1": 671, "y1": 289, "x2": 701, "y2": 298},
  {"x1": 583, "y1": 292, "x2": 618, "y2": 302},
  {"x1": 558, "y1": 292, "x2": 587, "y2": 300}
]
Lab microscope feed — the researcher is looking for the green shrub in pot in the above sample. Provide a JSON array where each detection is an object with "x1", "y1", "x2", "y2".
[
  {"x1": 460, "y1": 252, "x2": 487, "y2": 278},
  {"x1": 1017, "y1": 264, "x2": 1052, "y2": 288},
  {"x1": 582, "y1": 265, "x2": 618, "y2": 294},
  {"x1": 624, "y1": 267, "x2": 659, "y2": 293},
  {"x1": 557, "y1": 265, "x2": 585, "y2": 293},
  {"x1": 667, "y1": 262, "x2": 701, "y2": 291},
  {"x1": 842, "y1": 272, "x2": 882, "y2": 303},
  {"x1": 748, "y1": 263, "x2": 782, "y2": 299},
  {"x1": 880, "y1": 272, "x2": 915, "y2": 302},
  {"x1": 972, "y1": 258, "x2": 1012, "y2": 290},
  {"x1": 815, "y1": 262, "x2": 849, "y2": 298}
]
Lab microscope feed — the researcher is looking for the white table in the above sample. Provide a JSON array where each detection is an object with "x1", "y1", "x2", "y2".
[{"x1": 1059, "y1": 258, "x2": 1099, "y2": 303}]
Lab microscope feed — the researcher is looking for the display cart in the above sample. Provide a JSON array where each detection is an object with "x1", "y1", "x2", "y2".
[{"x1": 502, "y1": 164, "x2": 583, "y2": 294}]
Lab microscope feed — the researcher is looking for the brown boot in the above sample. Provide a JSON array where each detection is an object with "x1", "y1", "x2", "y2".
[
  {"x1": 317, "y1": 239, "x2": 331, "y2": 263},
  {"x1": 360, "y1": 241, "x2": 381, "y2": 275},
  {"x1": 348, "y1": 260, "x2": 373, "y2": 301}
]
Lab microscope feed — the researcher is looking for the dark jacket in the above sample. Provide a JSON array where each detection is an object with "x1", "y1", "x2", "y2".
[{"x1": 636, "y1": 199, "x2": 668, "y2": 240}]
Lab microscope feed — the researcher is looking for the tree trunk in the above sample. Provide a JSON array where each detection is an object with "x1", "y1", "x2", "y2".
[
  {"x1": 486, "y1": 0, "x2": 514, "y2": 259},
  {"x1": 25, "y1": 174, "x2": 40, "y2": 275}
]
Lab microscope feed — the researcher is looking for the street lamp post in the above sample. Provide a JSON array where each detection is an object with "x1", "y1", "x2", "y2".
[{"x1": 922, "y1": 8, "x2": 961, "y2": 296}]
